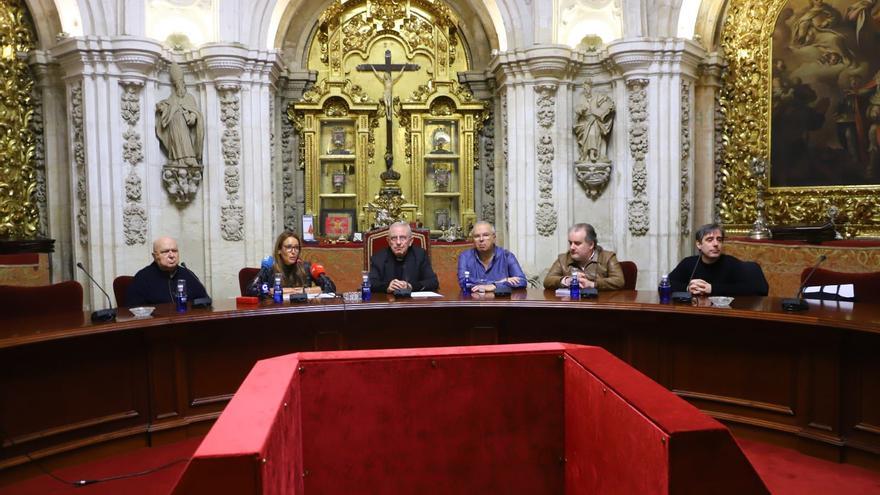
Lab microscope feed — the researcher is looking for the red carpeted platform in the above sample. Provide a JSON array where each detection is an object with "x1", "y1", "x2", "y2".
[{"x1": 171, "y1": 343, "x2": 767, "y2": 494}]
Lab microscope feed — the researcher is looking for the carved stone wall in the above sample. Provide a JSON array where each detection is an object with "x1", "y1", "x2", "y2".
[
  {"x1": 31, "y1": 87, "x2": 47, "y2": 236},
  {"x1": 121, "y1": 82, "x2": 147, "y2": 245},
  {"x1": 626, "y1": 79, "x2": 649, "y2": 237},
  {"x1": 535, "y1": 84, "x2": 557, "y2": 237},
  {"x1": 480, "y1": 105, "x2": 495, "y2": 222},
  {"x1": 680, "y1": 81, "x2": 691, "y2": 237},
  {"x1": 219, "y1": 88, "x2": 243, "y2": 241},
  {"x1": 70, "y1": 82, "x2": 88, "y2": 246}
]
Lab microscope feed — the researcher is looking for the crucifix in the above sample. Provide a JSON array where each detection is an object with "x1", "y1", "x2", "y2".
[{"x1": 357, "y1": 49, "x2": 420, "y2": 176}]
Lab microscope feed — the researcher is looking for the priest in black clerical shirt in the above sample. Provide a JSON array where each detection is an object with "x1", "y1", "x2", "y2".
[
  {"x1": 668, "y1": 223, "x2": 769, "y2": 297},
  {"x1": 125, "y1": 236, "x2": 209, "y2": 306},
  {"x1": 368, "y1": 221, "x2": 439, "y2": 293}
]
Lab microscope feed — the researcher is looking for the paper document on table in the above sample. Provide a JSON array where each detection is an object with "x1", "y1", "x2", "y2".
[
  {"x1": 554, "y1": 289, "x2": 569, "y2": 297},
  {"x1": 411, "y1": 291, "x2": 443, "y2": 298},
  {"x1": 309, "y1": 292, "x2": 336, "y2": 299}
]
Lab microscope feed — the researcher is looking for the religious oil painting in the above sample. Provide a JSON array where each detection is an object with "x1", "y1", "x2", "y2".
[{"x1": 772, "y1": 0, "x2": 880, "y2": 187}]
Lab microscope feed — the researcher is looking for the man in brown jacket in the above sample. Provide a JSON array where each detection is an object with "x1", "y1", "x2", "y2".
[{"x1": 543, "y1": 223, "x2": 625, "y2": 290}]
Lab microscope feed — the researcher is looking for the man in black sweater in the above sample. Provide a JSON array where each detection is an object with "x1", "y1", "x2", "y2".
[
  {"x1": 126, "y1": 236, "x2": 209, "y2": 306},
  {"x1": 368, "y1": 221, "x2": 438, "y2": 293},
  {"x1": 668, "y1": 224, "x2": 769, "y2": 297}
]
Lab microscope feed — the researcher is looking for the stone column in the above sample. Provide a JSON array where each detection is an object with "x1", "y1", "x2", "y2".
[
  {"x1": 490, "y1": 45, "x2": 578, "y2": 277},
  {"x1": 693, "y1": 53, "x2": 725, "y2": 230},
  {"x1": 191, "y1": 44, "x2": 282, "y2": 299},
  {"x1": 51, "y1": 37, "x2": 163, "y2": 309},
  {"x1": 606, "y1": 38, "x2": 706, "y2": 287},
  {"x1": 277, "y1": 69, "x2": 316, "y2": 236},
  {"x1": 30, "y1": 50, "x2": 72, "y2": 282}
]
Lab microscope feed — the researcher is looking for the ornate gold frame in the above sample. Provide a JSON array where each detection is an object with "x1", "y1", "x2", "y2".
[
  {"x1": 0, "y1": 0, "x2": 38, "y2": 238},
  {"x1": 719, "y1": 0, "x2": 880, "y2": 237}
]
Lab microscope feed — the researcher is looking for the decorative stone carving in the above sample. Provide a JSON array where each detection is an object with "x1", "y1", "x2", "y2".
[
  {"x1": 574, "y1": 79, "x2": 614, "y2": 199},
  {"x1": 31, "y1": 87, "x2": 47, "y2": 236},
  {"x1": 121, "y1": 82, "x2": 147, "y2": 245},
  {"x1": 71, "y1": 82, "x2": 88, "y2": 246},
  {"x1": 156, "y1": 62, "x2": 204, "y2": 205},
  {"x1": 627, "y1": 79, "x2": 649, "y2": 236},
  {"x1": 535, "y1": 85, "x2": 557, "y2": 237},
  {"x1": 219, "y1": 89, "x2": 243, "y2": 241},
  {"x1": 536, "y1": 85, "x2": 556, "y2": 128},
  {"x1": 481, "y1": 103, "x2": 495, "y2": 221},
  {"x1": 221, "y1": 204, "x2": 244, "y2": 241},
  {"x1": 281, "y1": 100, "x2": 297, "y2": 231},
  {"x1": 680, "y1": 81, "x2": 691, "y2": 237},
  {"x1": 501, "y1": 91, "x2": 509, "y2": 230}
]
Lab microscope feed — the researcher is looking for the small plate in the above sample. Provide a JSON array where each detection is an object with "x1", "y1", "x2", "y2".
[
  {"x1": 708, "y1": 296, "x2": 734, "y2": 307},
  {"x1": 129, "y1": 306, "x2": 155, "y2": 318}
]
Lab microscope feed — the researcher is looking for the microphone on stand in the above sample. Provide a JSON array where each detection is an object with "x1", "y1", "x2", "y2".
[
  {"x1": 309, "y1": 263, "x2": 335, "y2": 294},
  {"x1": 782, "y1": 255, "x2": 827, "y2": 311},
  {"x1": 76, "y1": 262, "x2": 117, "y2": 322},
  {"x1": 672, "y1": 257, "x2": 701, "y2": 303},
  {"x1": 179, "y1": 262, "x2": 212, "y2": 308}
]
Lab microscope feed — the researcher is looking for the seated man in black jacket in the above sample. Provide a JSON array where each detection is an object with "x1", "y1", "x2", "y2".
[
  {"x1": 368, "y1": 221, "x2": 438, "y2": 293},
  {"x1": 668, "y1": 223, "x2": 769, "y2": 297},
  {"x1": 126, "y1": 236, "x2": 209, "y2": 306}
]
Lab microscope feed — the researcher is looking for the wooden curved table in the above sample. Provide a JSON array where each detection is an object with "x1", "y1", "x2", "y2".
[{"x1": 2, "y1": 289, "x2": 879, "y2": 482}]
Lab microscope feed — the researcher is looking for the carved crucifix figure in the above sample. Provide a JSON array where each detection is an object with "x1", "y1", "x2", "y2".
[{"x1": 357, "y1": 49, "x2": 419, "y2": 175}]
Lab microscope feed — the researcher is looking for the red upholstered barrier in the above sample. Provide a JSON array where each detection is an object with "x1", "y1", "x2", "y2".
[{"x1": 172, "y1": 343, "x2": 768, "y2": 495}]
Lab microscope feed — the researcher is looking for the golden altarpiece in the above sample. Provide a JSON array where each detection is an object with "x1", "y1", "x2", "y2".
[{"x1": 289, "y1": 0, "x2": 486, "y2": 237}]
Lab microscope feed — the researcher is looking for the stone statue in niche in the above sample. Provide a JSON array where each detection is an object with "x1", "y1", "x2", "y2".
[
  {"x1": 156, "y1": 62, "x2": 205, "y2": 204},
  {"x1": 573, "y1": 79, "x2": 615, "y2": 199}
]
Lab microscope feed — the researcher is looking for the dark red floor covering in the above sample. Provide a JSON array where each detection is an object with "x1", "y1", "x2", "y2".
[
  {"x1": 4, "y1": 436, "x2": 880, "y2": 494},
  {"x1": 738, "y1": 438, "x2": 880, "y2": 494},
  {"x1": 1, "y1": 436, "x2": 202, "y2": 495}
]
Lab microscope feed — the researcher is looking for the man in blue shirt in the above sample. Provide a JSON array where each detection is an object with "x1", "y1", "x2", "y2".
[{"x1": 457, "y1": 221, "x2": 527, "y2": 292}]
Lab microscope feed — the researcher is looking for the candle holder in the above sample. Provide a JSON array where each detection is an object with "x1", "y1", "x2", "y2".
[{"x1": 748, "y1": 157, "x2": 772, "y2": 240}]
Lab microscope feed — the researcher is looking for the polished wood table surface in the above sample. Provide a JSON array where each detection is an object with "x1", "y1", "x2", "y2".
[{"x1": 2, "y1": 289, "x2": 879, "y2": 481}]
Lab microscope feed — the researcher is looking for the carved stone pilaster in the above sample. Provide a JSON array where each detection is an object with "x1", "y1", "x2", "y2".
[
  {"x1": 480, "y1": 100, "x2": 495, "y2": 222},
  {"x1": 70, "y1": 82, "x2": 88, "y2": 246},
  {"x1": 220, "y1": 88, "x2": 243, "y2": 241},
  {"x1": 535, "y1": 84, "x2": 557, "y2": 237},
  {"x1": 121, "y1": 81, "x2": 147, "y2": 245},
  {"x1": 627, "y1": 79, "x2": 649, "y2": 236},
  {"x1": 281, "y1": 98, "x2": 297, "y2": 231},
  {"x1": 680, "y1": 81, "x2": 691, "y2": 237},
  {"x1": 501, "y1": 90, "x2": 509, "y2": 229},
  {"x1": 31, "y1": 86, "x2": 47, "y2": 236}
]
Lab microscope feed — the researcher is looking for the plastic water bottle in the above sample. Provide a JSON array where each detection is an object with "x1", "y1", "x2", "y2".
[
  {"x1": 273, "y1": 274, "x2": 283, "y2": 304},
  {"x1": 176, "y1": 279, "x2": 187, "y2": 312},
  {"x1": 658, "y1": 274, "x2": 672, "y2": 304},
  {"x1": 569, "y1": 269, "x2": 580, "y2": 300},
  {"x1": 462, "y1": 270, "x2": 472, "y2": 295},
  {"x1": 361, "y1": 271, "x2": 371, "y2": 301}
]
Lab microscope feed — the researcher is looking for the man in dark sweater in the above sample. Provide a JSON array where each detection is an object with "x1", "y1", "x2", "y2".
[
  {"x1": 126, "y1": 236, "x2": 209, "y2": 306},
  {"x1": 668, "y1": 224, "x2": 769, "y2": 297},
  {"x1": 368, "y1": 221, "x2": 438, "y2": 293}
]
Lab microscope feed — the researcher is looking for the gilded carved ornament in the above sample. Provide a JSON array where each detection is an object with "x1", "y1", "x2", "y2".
[
  {"x1": 720, "y1": 0, "x2": 880, "y2": 237},
  {"x1": 0, "y1": 0, "x2": 38, "y2": 238}
]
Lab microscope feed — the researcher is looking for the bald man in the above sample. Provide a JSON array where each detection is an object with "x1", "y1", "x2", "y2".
[{"x1": 125, "y1": 236, "x2": 209, "y2": 307}]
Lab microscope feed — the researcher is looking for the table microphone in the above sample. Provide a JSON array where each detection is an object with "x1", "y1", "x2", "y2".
[
  {"x1": 75, "y1": 262, "x2": 117, "y2": 322},
  {"x1": 310, "y1": 263, "x2": 334, "y2": 293},
  {"x1": 179, "y1": 262, "x2": 212, "y2": 307},
  {"x1": 671, "y1": 257, "x2": 701, "y2": 303},
  {"x1": 782, "y1": 255, "x2": 827, "y2": 311}
]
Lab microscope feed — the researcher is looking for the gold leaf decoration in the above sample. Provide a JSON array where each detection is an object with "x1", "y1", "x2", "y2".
[{"x1": 0, "y1": 0, "x2": 38, "y2": 238}]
